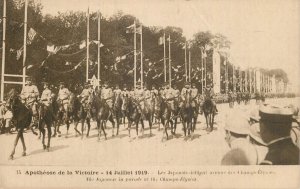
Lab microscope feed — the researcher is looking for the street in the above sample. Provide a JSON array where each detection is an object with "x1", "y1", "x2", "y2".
[{"x1": 0, "y1": 97, "x2": 299, "y2": 166}]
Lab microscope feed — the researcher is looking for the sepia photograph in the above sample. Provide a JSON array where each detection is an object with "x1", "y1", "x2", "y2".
[{"x1": 0, "y1": 0, "x2": 299, "y2": 188}]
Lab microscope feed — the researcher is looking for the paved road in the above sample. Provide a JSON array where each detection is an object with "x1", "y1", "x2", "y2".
[{"x1": 0, "y1": 97, "x2": 299, "y2": 166}]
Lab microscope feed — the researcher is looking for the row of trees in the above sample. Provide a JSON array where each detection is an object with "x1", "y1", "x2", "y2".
[{"x1": 0, "y1": 0, "x2": 288, "y2": 93}]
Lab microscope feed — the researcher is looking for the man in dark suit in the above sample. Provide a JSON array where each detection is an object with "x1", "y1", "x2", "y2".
[{"x1": 252, "y1": 104, "x2": 299, "y2": 165}]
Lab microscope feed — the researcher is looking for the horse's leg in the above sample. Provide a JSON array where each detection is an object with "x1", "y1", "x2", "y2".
[
  {"x1": 148, "y1": 118, "x2": 152, "y2": 136},
  {"x1": 165, "y1": 120, "x2": 169, "y2": 140},
  {"x1": 86, "y1": 118, "x2": 91, "y2": 138},
  {"x1": 128, "y1": 120, "x2": 131, "y2": 138},
  {"x1": 80, "y1": 118, "x2": 85, "y2": 139},
  {"x1": 110, "y1": 116, "x2": 115, "y2": 137},
  {"x1": 40, "y1": 121, "x2": 46, "y2": 150},
  {"x1": 140, "y1": 119, "x2": 144, "y2": 136},
  {"x1": 135, "y1": 119, "x2": 139, "y2": 137},
  {"x1": 46, "y1": 122, "x2": 52, "y2": 151},
  {"x1": 19, "y1": 129, "x2": 27, "y2": 156},
  {"x1": 9, "y1": 129, "x2": 21, "y2": 159},
  {"x1": 101, "y1": 120, "x2": 107, "y2": 140},
  {"x1": 74, "y1": 120, "x2": 81, "y2": 137}
]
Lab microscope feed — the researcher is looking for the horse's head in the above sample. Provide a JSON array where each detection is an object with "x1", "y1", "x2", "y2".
[{"x1": 5, "y1": 89, "x2": 21, "y2": 111}]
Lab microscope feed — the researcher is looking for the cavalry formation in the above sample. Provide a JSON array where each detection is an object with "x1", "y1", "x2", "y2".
[{"x1": 3, "y1": 77, "x2": 267, "y2": 160}]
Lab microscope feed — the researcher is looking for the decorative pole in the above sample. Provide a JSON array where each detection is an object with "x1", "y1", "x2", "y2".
[
  {"x1": 22, "y1": 0, "x2": 28, "y2": 86},
  {"x1": 1, "y1": 0, "x2": 6, "y2": 100}
]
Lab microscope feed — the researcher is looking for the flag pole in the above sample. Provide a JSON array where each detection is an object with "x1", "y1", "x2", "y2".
[
  {"x1": 168, "y1": 35, "x2": 171, "y2": 87},
  {"x1": 97, "y1": 11, "x2": 101, "y2": 84},
  {"x1": 201, "y1": 47, "x2": 204, "y2": 93},
  {"x1": 22, "y1": 0, "x2": 28, "y2": 86},
  {"x1": 86, "y1": 6, "x2": 90, "y2": 82},
  {"x1": 134, "y1": 21, "x2": 137, "y2": 89},
  {"x1": 140, "y1": 25, "x2": 143, "y2": 89},
  {"x1": 1, "y1": 0, "x2": 6, "y2": 100},
  {"x1": 188, "y1": 42, "x2": 191, "y2": 83},
  {"x1": 163, "y1": 32, "x2": 166, "y2": 83},
  {"x1": 185, "y1": 41, "x2": 187, "y2": 82}
]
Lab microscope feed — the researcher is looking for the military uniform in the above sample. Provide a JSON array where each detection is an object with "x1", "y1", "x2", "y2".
[
  {"x1": 150, "y1": 88, "x2": 158, "y2": 99},
  {"x1": 134, "y1": 87, "x2": 145, "y2": 110},
  {"x1": 21, "y1": 80, "x2": 39, "y2": 115},
  {"x1": 190, "y1": 86, "x2": 198, "y2": 108},
  {"x1": 79, "y1": 84, "x2": 93, "y2": 108},
  {"x1": 101, "y1": 86, "x2": 114, "y2": 108},
  {"x1": 179, "y1": 83, "x2": 191, "y2": 108},
  {"x1": 41, "y1": 88, "x2": 53, "y2": 107},
  {"x1": 58, "y1": 85, "x2": 71, "y2": 112},
  {"x1": 162, "y1": 87, "x2": 177, "y2": 111}
]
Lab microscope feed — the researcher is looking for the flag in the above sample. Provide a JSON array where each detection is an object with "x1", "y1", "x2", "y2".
[
  {"x1": 16, "y1": 48, "x2": 23, "y2": 60},
  {"x1": 27, "y1": 28, "x2": 37, "y2": 45},
  {"x1": 167, "y1": 35, "x2": 170, "y2": 42},
  {"x1": 79, "y1": 40, "x2": 86, "y2": 49},
  {"x1": 136, "y1": 26, "x2": 142, "y2": 34},
  {"x1": 158, "y1": 36, "x2": 164, "y2": 45},
  {"x1": 126, "y1": 23, "x2": 135, "y2": 34}
]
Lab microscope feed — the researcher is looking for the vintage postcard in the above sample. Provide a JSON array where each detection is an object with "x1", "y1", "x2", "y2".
[{"x1": 0, "y1": 0, "x2": 299, "y2": 188}]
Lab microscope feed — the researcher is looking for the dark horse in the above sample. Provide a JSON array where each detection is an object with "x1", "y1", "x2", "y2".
[
  {"x1": 37, "y1": 100, "x2": 56, "y2": 151},
  {"x1": 153, "y1": 94, "x2": 172, "y2": 141},
  {"x1": 203, "y1": 98, "x2": 216, "y2": 132},
  {"x1": 6, "y1": 89, "x2": 32, "y2": 159},
  {"x1": 54, "y1": 93, "x2": 82, "y2": 138},
  {"x1": 179, "y1": 91, "x2": 195, "y2": 138},
  {"x1": 89, "y1": 91, "x2": 116, "y2": 141}
]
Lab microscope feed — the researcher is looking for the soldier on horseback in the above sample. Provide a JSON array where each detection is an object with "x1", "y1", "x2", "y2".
[
  {"x1": 161, "y1": 82, "x2": 178, "y2": 116},
  {"x1": 40, "y1": 82, "x2": 56, "y2": 120},
  {"x1": 133, "y1": 82, "x2": 146, "y2": 119},
  {"x1": 57, "y1": 82, "x2": 71, "y2": 113},
  {"x1": 179, "y1": 81, "x2": 191, "y2": 109},
  {"x1": 190, "y1": 83, "x2": 199, "y2": 112},
  {"x1": 114, "y1": 84, "x2": 122, "y2": 98},
  {"x1": 150, "y1": 85, "x2": 158, "y2": 98},
  {"x1": 20, "y1": 77, "x2": 39, "y2": 115},
  {"x1": 100, "y1": 81, "x2": 115, "y2": 118},
  {"x1": 78, "y1": 82, "x2": 93, "y2": 111},
  {"x1": 200, "y1": 84, "x2": 218, "y2": 114}
]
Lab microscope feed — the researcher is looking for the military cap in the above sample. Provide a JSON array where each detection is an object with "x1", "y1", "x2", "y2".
[
  {"x1": 59, "y1": 81, "x2": 65, "y2": 85},
  {"x1": 225, "y1": 111, "x2": 250, "y2": 135},
  {"x1": 249, "y1": 123, "x2": 266, "y2": 145},
  {"x1": 84, "y1": 82, "x2": 91, "y2": 86},
  {"x1": 252, "y1": 104, "x2": 295, "y2": 124},
  {"x1": 184, "y1": 81, "x2": 190, "y2": 85}
]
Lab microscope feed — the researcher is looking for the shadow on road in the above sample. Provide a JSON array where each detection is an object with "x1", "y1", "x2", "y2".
[{"x1": 30, "y1": 145, "x2": 69, "y2": 156}]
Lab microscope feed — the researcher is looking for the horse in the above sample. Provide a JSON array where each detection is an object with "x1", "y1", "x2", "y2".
[
  {"x1": 179, "y1": 91, "x2": 194, "y2": 138},
  {"x1": 6, "y1": 89, "x2": 32, "y2": 160},
  {"x1": 123, "y1": 96, "x2": 142, "y2": 137},
  {"x1": 54, "y1": 93, "x2": 82, "y2": 138},
  {"x1": 77, "y1": 94, "x2": 93, "y2": 139},
  {"x1": 37, "y1": 100, "x2": 56, "y2": 151},
  {"x1": 202, "y1": 97, "x2": 216, "y2": 132},
  {"x1": 153, "y1": 94, "x2": 173, "y2": 141},
  {"x1": 89, "y1": 91, "x2": 116, "y2": 141},
  {"x1": 113, "y1": 93, "x2": 123, "y2": 134}
]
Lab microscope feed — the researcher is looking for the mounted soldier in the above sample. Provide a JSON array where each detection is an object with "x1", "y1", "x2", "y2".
[
  {"x1": 179, "y1": 82, "x2": 191, "y2": 109},
  {"x1": 57, "y1": 82, "x2": 71, "y2": 113},
  {"x1": 20, "y1": 77, "x2": 39, "y2": 115},
  {"x1": 100, "y1": 81, "x2": 115, "y2": 118},
  {"x1": 40, "y1": 82, "x2": 56, "y2": 120},
  {"x1": 133, "y1": 82, "x2": 145, "y2": 118},
  {"x1": 114, "y1": 84, "x2": 122, "y2": 99},
  {"x1": 78, "y1": 82, "x2": 93, "y2": 110},
  {"x1": 161, "y1": 83, "x2": 178, "y2": 116},
  {"x1": 150, "y1": 85, "x2": 158, "y2": 99},
  {"x1": 190, "y1": 83, "x2": 199, "y2": 111},
  {"x1": 200, "y1": 84, "x2": 218, "y2": 114}
]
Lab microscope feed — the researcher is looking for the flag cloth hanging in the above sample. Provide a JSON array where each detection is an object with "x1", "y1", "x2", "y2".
[
  {"x1": 158, "y1": 36, "x2": 164, "y2": 45},
  {"x1": 27, "y1": 28, "x2": 37, "y2": 45},
  {"x1": 126, "y1": 23, "x2": 135, "y2": 33},
  {"x1": 136, "y1": 26, "x2": 142, "y2": 34}
]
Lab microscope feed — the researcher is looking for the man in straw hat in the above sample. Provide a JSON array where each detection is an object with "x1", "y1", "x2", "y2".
[
  {"x1": 252, "y1": 104, "x2": 299, "y2": 165},
  {"x1": 221, "y1": 111, "x2": 258, "y2": 165}
]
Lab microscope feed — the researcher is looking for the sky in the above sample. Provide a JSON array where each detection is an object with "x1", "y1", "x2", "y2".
[{"x1": 39, "y1": 0, "x2": 300, "y2": 91}]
